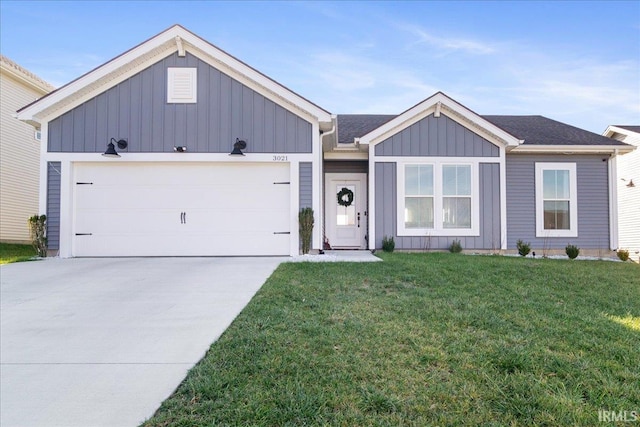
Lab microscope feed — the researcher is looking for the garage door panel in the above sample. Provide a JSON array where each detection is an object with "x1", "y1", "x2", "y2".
[{"x1": 73, "y1": 162, "x2": 291, "y2": 256}]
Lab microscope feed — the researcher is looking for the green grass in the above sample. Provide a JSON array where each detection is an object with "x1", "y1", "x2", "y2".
[
  {"x1": 142, "y1": 253, "x2": 639, "y2": 427},
  {"x1": 0, "y1": 243, "x2": 38, "y2": 264}
]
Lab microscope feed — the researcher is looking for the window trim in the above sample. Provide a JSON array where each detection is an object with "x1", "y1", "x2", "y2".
[
  {"x1": 397, "y1": 160, "x2": 480, "y2": 237},
  {"x1": 535, "y1": 162, "x2": 578, "y2": 238},
  {"x1": 167, "y1": 67, "x2": 197, "y2": 103}
]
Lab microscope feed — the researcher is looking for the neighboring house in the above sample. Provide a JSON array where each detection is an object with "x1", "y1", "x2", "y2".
[
  {"x1": 15, "y1": 25, "x2": 634, "y2": 257},
  {"x1": 603, "y1": 125, "x2": 639, "y2": 262},
  {"x1": 0, "y1": 55, "x2": 55, "y2": 243}
]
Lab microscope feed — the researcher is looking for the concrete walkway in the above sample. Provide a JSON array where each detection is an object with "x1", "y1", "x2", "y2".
[
  {"x1": 0, "y1": 257, "x2": 284, "y2": 427},
  {"x1": 289, "y1": 250, "x2": 382, "y2": 262}
]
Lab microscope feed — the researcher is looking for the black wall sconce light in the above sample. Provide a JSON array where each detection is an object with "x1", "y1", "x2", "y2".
[
  {"x1": 230, "y1": 138, "x2": 247, "y2": 156},
  {"x1": 102, "y1": 138, "x2": 128, "y2": 157},
  {"x1": 174, "y1": 146, "x2": 187, "y2": 152}
]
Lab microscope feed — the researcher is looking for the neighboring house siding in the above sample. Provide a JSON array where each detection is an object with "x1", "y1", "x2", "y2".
[
  {"x1": 616, "y1": 132, "x2": 640, "y2": 262},
  {"x1": 506, "y1": 154, "x2": 610, "y2": 250},
  {"x1": 46, "y1": 162, "x2": 61, "y2": 251},
  {"x1": 374, "y1": 162, "x2": 500, "y2": 249},
  {"x1": 48, "y1": 52, "x2": 312, "y2": 154},
  {"x1": 324, "y1": 161, "x2": 368, "y2": 174},
  {"x1": 375, "y1": 114, "x2": 499, "y2": 157},
  {"x1": 0, "y1": 60, "x2": 52, "y2": 243},
  {"x1": 299, "y1": 162, "x2": 312, "y2": 209}
]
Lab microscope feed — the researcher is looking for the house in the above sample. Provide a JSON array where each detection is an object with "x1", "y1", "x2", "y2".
[
  {"x1": 16, "y1": 25, "x2": 634, "y2": 258},
  {"x1": 1, "y1": 55, "x2": 55, "y2": 243},
  {"x1": 603, "y1": 125, "x2": 639, "y2": 262}
]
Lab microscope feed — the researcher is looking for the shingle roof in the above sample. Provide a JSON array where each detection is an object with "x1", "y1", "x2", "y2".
[
  {"x1": 337, "y1": 114, "x2": 396, "y2": 144},
  {"x1": 483, "y1": 115, "x2": 628, "y2": 146},
  {"x1": 337, "y1": 113, "x2": 628, "y2": 146},
  {"x1": 615, "y1": 125, "x2": 640, "y2": 133}
]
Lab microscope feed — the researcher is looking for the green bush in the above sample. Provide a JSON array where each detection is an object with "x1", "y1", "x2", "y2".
[
  {"x1": 516, "y1": 239, "x2": 531, "y2": 257},
  {"x1": 382, "y1": 236, "x2": 395, "y2": 253},
  {"x1": 298, "y1": 208, "x2": 314, "y2": 255},
  {"x1": 449, "y1": 239, "x2": 463, "y2": 253},
  {"x1": 28, "y1": 214, "x2": 47, "y2": 257},
  {"x1": 565, "y1": 244, "x2": 580, "y2": 259},
  {"x1": 616, "y1": 249, "x2": 630, "y2": 262}
]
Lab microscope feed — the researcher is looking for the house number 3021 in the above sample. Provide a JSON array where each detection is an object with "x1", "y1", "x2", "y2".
[{"x1": 272, "y1": 155, "x2": 288, "y2": 162}]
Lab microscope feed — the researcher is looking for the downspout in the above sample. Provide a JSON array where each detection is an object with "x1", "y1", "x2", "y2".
[
  {"x1": 319, "y1": 117, "x2": 337, "y2": 253},
  {"x1": 608, "y1": 149, "x2": 619, "y2": 250}
]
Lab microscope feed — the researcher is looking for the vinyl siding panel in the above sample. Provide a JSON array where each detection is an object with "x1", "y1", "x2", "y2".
[
  {"x1": 299, "y1": 162, "x2": 312, "y2": 209},
  {"x1": 374, "y1": 162, "x2": 500, "y2": 250},
  {"x1": 506, "y1": 154, "x2": 610, "y2": 250},
  {"x1": 375, "y1": 113, "x2": 499, "y2": 157},
  {"x1": 616, "y1": 132, "x2": 640, "y2": 262},
  {"x1": 0, "y1": 69, "x2": 49, "y2": 242},
  {"x1": 375, "y1": 162, "x2": 500, "y2": 250},
  {"x1": 48, "y1": 52, "x2": 312, "y2": 154},
  {"x1": 46, "y1": 162, "x2": 61, "y2": 251}
]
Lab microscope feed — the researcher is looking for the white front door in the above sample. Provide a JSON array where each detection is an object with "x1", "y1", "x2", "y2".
[{"x1": 325, "y1": 173, "x2": 367, "y2": 249}]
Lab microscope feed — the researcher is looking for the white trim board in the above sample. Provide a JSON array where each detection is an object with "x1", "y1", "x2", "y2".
[{"x1": 17, "y1": 25, "x2": 333, "y2": 128}]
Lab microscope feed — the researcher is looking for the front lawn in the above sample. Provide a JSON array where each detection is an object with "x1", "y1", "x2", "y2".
[
  {"x1": 143, "y1": 253, "x2": 639, "y2": 426},
  {"x1": 0, "y1": 243, "x2": 38, "y2": 265}
]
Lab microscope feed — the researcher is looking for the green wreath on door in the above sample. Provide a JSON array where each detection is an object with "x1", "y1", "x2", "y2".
[{"x1": 337, "y1": 187, "x2": 354, "y2": 207}]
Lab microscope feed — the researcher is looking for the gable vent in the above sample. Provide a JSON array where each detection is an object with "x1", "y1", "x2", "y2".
[{"x1": 167, "y1": 67, "x2": 197, "y2": 103}]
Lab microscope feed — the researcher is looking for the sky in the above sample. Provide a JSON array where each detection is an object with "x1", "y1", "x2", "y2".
[{"x1": 1, "y1": 1, "x2": 638, "y2": 134}]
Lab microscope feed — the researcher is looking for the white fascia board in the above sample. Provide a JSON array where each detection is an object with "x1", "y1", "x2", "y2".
[
  {"x1": 17, "y1": 25, "x2": 332, "y2": 126},
  {"x1": 0, "y1": 64, "x2": 53, "y2": 95},
  {"x1": 509, "y1": 144, "x2": 636, "y2": 155},
  {"x1": 603, "y1": 125, "x2": 640, "y2": 138},
  {"x1": 17, "y1": 29, "x2": 179, "y2": 123},
  {"x1": 43, "y1": 152, "x2": 316, "y2": 163},
  {"x1": 324, "y1": 151, "x2": 369, "y2": 160},
  {"x1": 359, "y1": 92, "x2": 522, "y2": 148},
  {"x1": 184, "y1": 34, "x2": 332, "y2": 125}
]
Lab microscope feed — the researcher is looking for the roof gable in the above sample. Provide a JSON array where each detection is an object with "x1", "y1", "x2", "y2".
[
  {"x1": 358, "y1": 92, "x2": 523, "y2": 149},
  {"x1": 16, "y1": 25, "x2": 332, "y2": 127}
]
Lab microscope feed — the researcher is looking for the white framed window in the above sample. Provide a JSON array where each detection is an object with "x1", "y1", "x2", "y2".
[
  {"x1": 34, "y1": 130, "x2": 41, "y2": 141},
  {"x1": 535, "y1": 162, "x2": 578, "y2": 237},
  {"x1": 397, "y1": 160, "x2": 479, "y2": 236},
  {"x1": 167, "y1": 67, "x2": 197, "y2": 103}
]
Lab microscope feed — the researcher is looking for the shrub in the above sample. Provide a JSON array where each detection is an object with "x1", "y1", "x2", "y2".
[
  {"x1": 516, "y1": 239, "x2": 531, "y2": 257},
  {"x1": 382, "y1": 236, "x2": 395, "y2": 253},
  {"x1": 449, "y1": 239, "x2": 463, "y2": 253},
  {"x1": 616, "y1": 249, "x2": 630, "y2": 262},
  {"x1": 565, "y1": 244, "x2": 580, "y2": 259},
  {"x1": 298, "y1": 208, "x2": 314, "y2": 254},
  {"x1": 28, "y1": 214, "x2": 47, "y2": 257}
]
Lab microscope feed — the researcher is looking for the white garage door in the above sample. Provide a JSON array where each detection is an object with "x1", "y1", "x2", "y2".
[{"x1": 73, "y1": 162, "x2": 291, "y2": 256}]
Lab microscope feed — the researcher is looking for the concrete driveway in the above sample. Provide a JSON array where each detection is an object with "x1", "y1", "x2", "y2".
[{"x1": 0, "y1": 257, "x2": 284, "y2": 427}]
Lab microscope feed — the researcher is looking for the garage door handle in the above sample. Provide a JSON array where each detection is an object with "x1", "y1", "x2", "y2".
[
  {"x1": 180, "y1": 212, "x2": 186, "y2": 224},
  {"x1": 273, "y1": 232, "x2": 290, "y2": 234}
]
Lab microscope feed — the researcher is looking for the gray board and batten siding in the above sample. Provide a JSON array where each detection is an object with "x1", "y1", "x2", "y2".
[
  {"x1": 46, "y1": 162, "x2": 61, "y2": 251},
  {"x1": 48, "y1": 52, "x2": 312, "y2": 154},
  {"x1": 299, "y1": 162, "x2": 312, "y2": 210},
  {"x1": 375, "y1": 114, "x2": 500, "y2": 157},
  {"x1": 375, "y1": 162, "x2": 501, "y2": 250},
  {"x1": 506, "y1": 154, "x2": 610, "y2": 250}
]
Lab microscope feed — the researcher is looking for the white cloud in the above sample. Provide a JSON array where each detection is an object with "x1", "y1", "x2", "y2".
[{"x1": 401, "y1": 24, "x2": 496, "y2": 55}]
